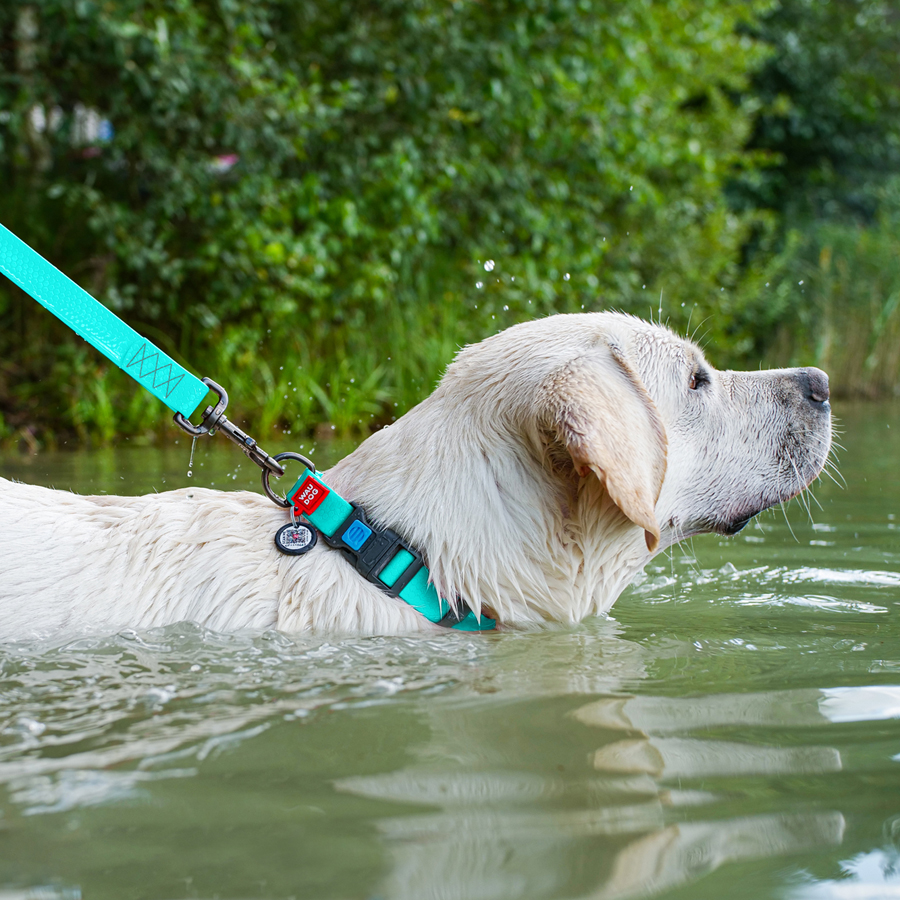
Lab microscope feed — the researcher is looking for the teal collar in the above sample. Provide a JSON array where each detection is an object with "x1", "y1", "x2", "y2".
[{"x1": 286, "y1": 469, "x2": 496, "y2": 632}]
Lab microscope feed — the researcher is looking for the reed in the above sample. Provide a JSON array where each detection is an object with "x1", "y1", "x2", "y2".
[{"x1": 760, "y1": 213, "x2": 900, "y2": 398}]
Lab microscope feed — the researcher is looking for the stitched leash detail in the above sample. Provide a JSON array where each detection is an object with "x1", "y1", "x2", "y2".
[
  {"x1": 0, "y1": 224, "x2": 293, "y2": 478},
  {"x1": 0, "y1": 223, "x2": 208, "y2": 418},
  {"x1": 286, "y1": 470, "x2": 496, "y2": 632}
]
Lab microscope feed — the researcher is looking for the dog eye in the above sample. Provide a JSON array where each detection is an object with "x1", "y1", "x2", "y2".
[{"x1": 689, "y1": 370, "x2": 710, "y2": 391}]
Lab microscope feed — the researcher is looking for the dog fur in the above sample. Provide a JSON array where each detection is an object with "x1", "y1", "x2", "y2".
[{"x1": 0, "y1": 312, "x2": 832, "y2": 639}]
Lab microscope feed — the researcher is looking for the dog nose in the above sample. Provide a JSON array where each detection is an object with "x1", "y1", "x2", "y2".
[{"x1": 803, "y1": 367, "x2": 830, "y2": 404}]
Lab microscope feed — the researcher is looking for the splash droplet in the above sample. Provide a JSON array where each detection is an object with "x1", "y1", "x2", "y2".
[{"x1": 187, "y1": 436, "x2": 198, "y2": 478}]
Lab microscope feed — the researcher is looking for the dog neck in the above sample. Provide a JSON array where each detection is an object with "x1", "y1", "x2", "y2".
[{"x1": 321, "y1": 393, "x2": 651, "y2": 627}]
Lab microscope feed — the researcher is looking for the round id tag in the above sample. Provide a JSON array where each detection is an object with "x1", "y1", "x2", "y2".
[{"x1": 274, "y1": 522, "x2": 318, "y2": 555}]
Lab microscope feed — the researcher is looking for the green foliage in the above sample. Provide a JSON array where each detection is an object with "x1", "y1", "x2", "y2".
[
  {"x1": 717, "y1": 0, "x2": 900, "y2": 387},
  {"x1": 8, "y1": 0, "x2": 888, "y2": 446},
  {"x1": 736, "y1": 0, "x2": 900, "y2": 220},
  {"x1": 752, "y1": 177, "x2": 900, "y2": 397}
]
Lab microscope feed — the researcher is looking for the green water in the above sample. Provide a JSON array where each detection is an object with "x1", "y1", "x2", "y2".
[{"x1": 1, "y1": 404, "x2": 899, "y2": 900}]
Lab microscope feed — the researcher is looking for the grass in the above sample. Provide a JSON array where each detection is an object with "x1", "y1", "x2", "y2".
[
  {"x1": 761, "y1": 216, "x2": 900, "y2": 398},
  {"x1": 5, "y1": 214, "x2": 900, "y2": 452}
]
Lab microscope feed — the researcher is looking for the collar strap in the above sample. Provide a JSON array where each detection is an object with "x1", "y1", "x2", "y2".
[{"x1": 286, "y1": 470, "x2": 496, "y2": 632}]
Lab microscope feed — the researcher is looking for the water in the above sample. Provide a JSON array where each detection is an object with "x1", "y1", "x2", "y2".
[{"x1": 1, "y1": 404, "x2": 899, "y2": 900}]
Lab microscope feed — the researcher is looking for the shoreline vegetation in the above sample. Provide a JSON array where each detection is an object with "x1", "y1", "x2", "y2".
[{"x1": 2, "y1": 1, "x2": 899, "y2": 450}]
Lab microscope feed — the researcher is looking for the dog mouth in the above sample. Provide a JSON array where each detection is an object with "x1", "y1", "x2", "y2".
[
  {"x1": 665, "y1": 510, "x2": 759, "y2": 544},
  {"x1": 700, "y1": 507, "x2": 763, "y2": 538},
  {"x1": 716, "y1": 435, "x2": 833, "y2": 538},
  {"x1": 709, "y1": 465, "x2": 825, "y2": 538},
  {"x1": 716, "y1": 515, "x2": 755, "y2": 536}
]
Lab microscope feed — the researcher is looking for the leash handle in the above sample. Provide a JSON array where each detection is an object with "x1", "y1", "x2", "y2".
[{"x1": 0, "y1": 223, "x2": 209, "y2": 418}]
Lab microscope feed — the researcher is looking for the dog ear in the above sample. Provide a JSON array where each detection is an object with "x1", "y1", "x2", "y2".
[{"x1": 541, "y1": 342, "x2": 667, "y2": 551}]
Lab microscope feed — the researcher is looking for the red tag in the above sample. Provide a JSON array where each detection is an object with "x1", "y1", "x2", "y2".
[{"x1": 293, "y1": 475, "x2": 330, "y2": 515}]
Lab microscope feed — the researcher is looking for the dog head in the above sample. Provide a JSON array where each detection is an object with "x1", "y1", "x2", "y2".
[
  {"x1": 329, "y1": 312, "x2": 832, "y2": 625},
  {"x1": 443, "y1": 312, "x2": 832, "y2": 550}
]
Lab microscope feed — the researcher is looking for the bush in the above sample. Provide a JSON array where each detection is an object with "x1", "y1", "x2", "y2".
[
  {"x1": 735, "y1": 0, "x2": 900, "y2": 221},
  {"x1": 0, "y1": 0, "x2": 771, "y2": 445}
]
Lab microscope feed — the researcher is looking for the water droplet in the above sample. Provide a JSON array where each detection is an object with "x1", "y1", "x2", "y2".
[
  {"x1": 187, "y1": 436, "x2": 198, "y2": 478},
  {"x1": 475, "y1": 281, "x2": 484, "y2": 289},
  {"x1": 484, "y1": 260, "x2": 495, "y2": 272},
  {"x1": 564, "y1": 273, "x2": 570, "y2": 281}
]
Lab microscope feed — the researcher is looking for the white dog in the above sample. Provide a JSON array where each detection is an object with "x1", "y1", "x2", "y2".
[{"x1": 0, "y1": 312, "x2": 832, "y2": 639}]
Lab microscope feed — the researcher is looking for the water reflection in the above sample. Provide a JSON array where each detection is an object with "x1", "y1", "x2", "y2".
[
  {"x1": 4, "y1": 620, "x2": 900, "y2": 899},
  {"x1": 573, "y1": 685, "x2": 900, "y2": 732},
  {"x1": 332, "y1": 683, "x2": 898, "y2": 899},
  {"x1": 339, "y1": 764, "x2": 843, "y2": 900},
  {"x1": 596, "y1": 813, "x2": 844, "y2": 900},
  {"x1": 789, "y1": 847, "x2": 900, "y2": 899},
  {"x1": 591, "y1": 737, "x2": 841, "y2": 778}
]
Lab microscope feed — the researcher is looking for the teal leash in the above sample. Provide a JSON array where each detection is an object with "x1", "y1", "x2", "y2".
[
  {"x1": 0, "y1": 223, "x2": 496, "y2": 632},
  {"x1": 0, "y1": 222, "x2": 284, "y2": 475},
  {"x1": 0, "y1": 223, "x2": 207, "y2": 417}
]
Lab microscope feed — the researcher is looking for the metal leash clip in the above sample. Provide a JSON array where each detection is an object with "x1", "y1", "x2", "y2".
[
  {"x1": 261, "y1": 451, "x2": 317, "y2": 509},
  {"x1": 174, "y1": 377, "x2": 286, "y2": 479}
]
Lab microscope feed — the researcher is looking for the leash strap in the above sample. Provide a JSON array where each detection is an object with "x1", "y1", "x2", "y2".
[
  {"x1": 0, "y1": 223, "x2": 208, "y2": 418},
  {"x1": 287, "y1": 469, "x2": 496, "y2": 632}
]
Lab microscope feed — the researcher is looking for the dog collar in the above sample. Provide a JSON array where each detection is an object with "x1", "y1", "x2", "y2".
[{"x1": 285, "y1": 469, "x2": 496, "y2": 632}]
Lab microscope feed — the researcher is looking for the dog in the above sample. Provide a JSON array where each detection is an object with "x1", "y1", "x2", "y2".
[{"x1": 0, "y1": 312, "x2": 832, "y2": 639}]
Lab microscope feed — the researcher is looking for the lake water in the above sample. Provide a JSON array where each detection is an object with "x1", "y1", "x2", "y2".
[{"x1": 1, "y1": 403, "x2": 899, "y2": 900}]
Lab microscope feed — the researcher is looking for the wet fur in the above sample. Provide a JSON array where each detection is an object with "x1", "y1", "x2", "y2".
[{"x1": 0, "y1": 312, "x2": 832, "y2": 639}]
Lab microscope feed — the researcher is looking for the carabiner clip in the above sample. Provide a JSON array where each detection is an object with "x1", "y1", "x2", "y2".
[
  {"x1": 261, "y1": 451, "x2": 317, "y2": 509},
  {"x1": 174, "y1": 377, "x2": 285, "y2": 479}
]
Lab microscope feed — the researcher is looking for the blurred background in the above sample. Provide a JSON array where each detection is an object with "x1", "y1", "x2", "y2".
[{"x1": 1, "y1": 0, "x2": 899, "y2": 448}]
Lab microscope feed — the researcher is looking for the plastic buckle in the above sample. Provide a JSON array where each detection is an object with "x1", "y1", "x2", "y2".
[
  {"x1": 436, "y1": 601, "x2": 472, "y2": 628},
  {"x1": 321, "y1": 504, "x2": 424, "y2": 598}
]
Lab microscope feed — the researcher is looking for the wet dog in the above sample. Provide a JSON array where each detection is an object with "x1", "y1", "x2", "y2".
[{"x1": 0, "y1": 312, "x2": 832, "y2": 638}]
